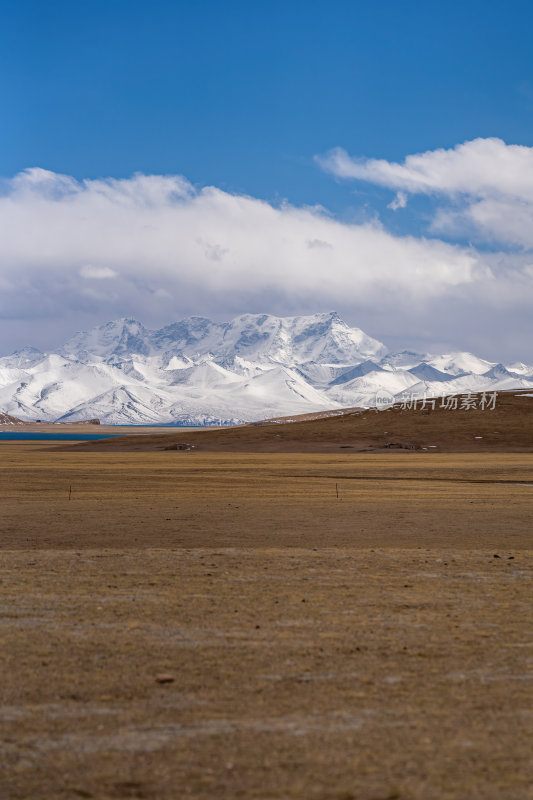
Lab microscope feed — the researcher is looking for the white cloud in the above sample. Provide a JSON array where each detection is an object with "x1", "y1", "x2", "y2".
[
  {"x1": 388, "y1": 191, "x2": 408, "y2": 211},
  {"x1": 80, "y1": 265, "x2": 118, "y2": 279},
  {"x1": 0, "y1": 167, "x2": 483, "y2": 306},
  {"x1": 0, "y1": 164, "x2": 532, "y2": 360},
  {"x1": 317, "y1": 138, "x2": 533, "y2": 199},
  {"x1": 317, "y1": 137, "x2": 533, "y2": 248}
]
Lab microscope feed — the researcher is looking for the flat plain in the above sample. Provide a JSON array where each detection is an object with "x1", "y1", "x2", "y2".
[{"x1": 1, "y1": 443, "x2": 532, "y2": 799}]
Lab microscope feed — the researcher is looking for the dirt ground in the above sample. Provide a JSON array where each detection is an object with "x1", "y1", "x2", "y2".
[{"x1": 1, "y1": 445, "x2": 532, "y2": 799}]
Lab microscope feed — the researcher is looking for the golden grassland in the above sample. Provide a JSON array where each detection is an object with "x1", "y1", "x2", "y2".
[
  {"x1": 1, "y1": 444, "x2": 532, "y2": 799},
  {"x1": 2, "y1": 446, "x2": 533, "y2": 549}
]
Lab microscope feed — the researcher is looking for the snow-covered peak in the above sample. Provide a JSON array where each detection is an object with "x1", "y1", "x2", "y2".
[
  {"x1": 425, "y1": 352, "x2": 496, "y2": 376},
  {"x1": 382, "y1": 350, "x2": 497, "y2": 378},
  {"x1": 505, "y1": 361, "x2": 533, "y2": 377},
  {"x1": 482, "y1": 363, "x2": 524, "y2": 380},
  {"x1": 2, "y1": 312, "x2": 532, "y2": 425},
  {"x1": 275, "y1": 311, "x2": 387, "y2": 364},
  {"x1": 380, "y1": 351, "x2": 429, "y2": 371},
  {"x1": 153, "y1": 316, "x2": 219, "y2": 355},
  {"x1": 0, "y1": 346, "x2": 44, "y2": 369},
  {"x1": 329, "y1": 360, "x2": 385, "y2": 386},
  {"x1": 408, "y1": 363, "x2": 455, "y2": 382},
  {"x1": 139, "y1": 311, "x2": 386, "y2": 365},
  {"x1": 61, "y1": 318, "x2": 151, "y2": 361}
]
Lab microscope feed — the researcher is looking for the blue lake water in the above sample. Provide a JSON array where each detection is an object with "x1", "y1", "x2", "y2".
[{"x1": 0, "y1": 432, "x2": 120, "y2": 441}]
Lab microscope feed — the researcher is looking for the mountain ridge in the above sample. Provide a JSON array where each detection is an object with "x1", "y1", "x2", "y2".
[{"x1": 1, "y1": 312, "x2": 532, "y2": 424}]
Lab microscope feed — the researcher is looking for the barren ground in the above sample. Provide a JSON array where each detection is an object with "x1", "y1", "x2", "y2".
[
  {"x1": 59, "y1": 390, "x2": 533, "y2": 454},
  {"x1": 1, "y1": 445, "x2": 532, "y2": 799}
]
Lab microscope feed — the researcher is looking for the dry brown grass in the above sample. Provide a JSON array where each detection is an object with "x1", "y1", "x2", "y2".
[
  {"x1": 60, "y1": 390, "x2": 533, "y2": 454},
  {"x1": 1, "y1": 444, "x2": 532, "y2": 799},
  {"x1": 1, "y1": 446, "x2": 533, "y2": 550}
]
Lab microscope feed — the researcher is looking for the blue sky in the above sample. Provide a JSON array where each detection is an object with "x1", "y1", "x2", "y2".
[
  {"x1": 2, "y1": 0, "x2": 533, "y2": 358},
  {"x1": 3, "y1": 0, "x2": 533, "y2": 209}
]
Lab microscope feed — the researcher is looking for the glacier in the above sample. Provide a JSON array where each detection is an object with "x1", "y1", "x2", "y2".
[{"x1": 1, "y1": 312, "x2": 532, "y2": 425}]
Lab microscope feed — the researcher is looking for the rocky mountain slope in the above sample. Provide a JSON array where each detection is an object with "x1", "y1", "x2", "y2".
[{"x1": 0, "y1": 411, "x2": 24, "y2": 425}]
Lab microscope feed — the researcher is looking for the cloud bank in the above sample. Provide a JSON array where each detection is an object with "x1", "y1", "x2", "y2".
[
  {"x1": 0, "y1": 153, "x2": 532, "y2": 360},
  {"x1": 318, "y1": 137, "x2": 533, "y2": 248}
]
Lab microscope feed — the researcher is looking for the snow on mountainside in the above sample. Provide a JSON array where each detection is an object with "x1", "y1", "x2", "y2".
[
  {"x1": 61, "y1": 319, "x2": 152, "y2": 361},
  {"x1": 1, "y1": 312, "x2": 532, "y2": 424},
  {"x1": 425, "y1": 352, "x2": 495, "y2": 376},
  {"x1": 61, "y1": 312, "x2": 386, "y2": 366}
]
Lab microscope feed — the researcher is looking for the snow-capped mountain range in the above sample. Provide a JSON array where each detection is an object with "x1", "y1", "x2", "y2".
[{"x1": 1, "y1": 312, "x2": 532, "y2": 425}]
